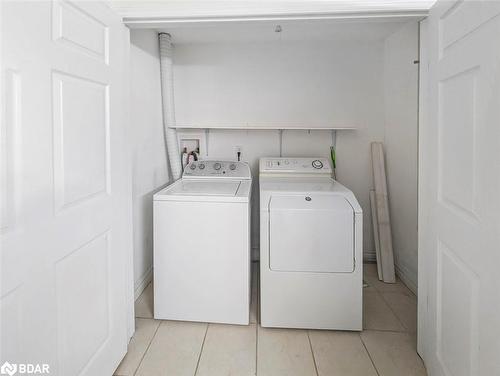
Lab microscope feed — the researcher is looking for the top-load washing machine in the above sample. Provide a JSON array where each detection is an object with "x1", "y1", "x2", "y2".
[
  {"x1": 259, "y1": 157, "x2": 362, "y2": 330},
  {"x1": 153, "y1": 160, "x2": 252, "y2": 325}
]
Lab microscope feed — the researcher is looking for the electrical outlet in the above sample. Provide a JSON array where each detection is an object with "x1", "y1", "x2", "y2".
[{"x1": 234, "y1": 146, "x2": 242, "y2": 161}]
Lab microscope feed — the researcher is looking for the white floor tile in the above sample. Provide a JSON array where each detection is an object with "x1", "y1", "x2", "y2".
[
  {"x1": 363, "y1": 282, "x2": 378, "y2": 293},
  {"x1": 363, "y1": 263, "x2": 381, "y2": 280},
  {"x1": 309, "y1": 330, "x2": 377, "y2": 376},
  {"x1": 119, "y1": 263, "x2": 424, "y2": 376},
  {"x1": 363, "y1": 291, "x2": 405, "y2": 331},
  {"x1": 361, "y1": 330, "x2": 427, "y2": 376},
  {"x1": 196, "y1": 324, "x2": 256, "y2": 376},
  {"x1": 135, "y1": 320, "x2": 207, "y2": 376},
  {"x1": 257, "y1": 326, "x2": 316, "y2": 376},
  {"x1": 382, "y1": 291, "x2": 417, "y2": 333},
  {"x1": 135, "y1": 283, "x2": 154, "y2": 319},
  {"x1": 363, "y1": 264, "x2": 413, "y2": 294},
  {"x1": 114, "y1": 318, "x2": 160, "y2": 376}
]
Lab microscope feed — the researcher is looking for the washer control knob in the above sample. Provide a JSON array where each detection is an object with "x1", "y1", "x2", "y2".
[
  {"x1": 198, "y1": 163, "x2": 205, "y2": 170},
  {"x1": 189, "y1": 164, "x2": 196, "y2": 170},
  {"x1": 213, "y1": 162, "x2": 222, "y2": 170},
  {"x1": 229, "y1": 163, "x2": 236, "y2": 170},
  {"x1": 312, "y1": 160, "x2": 323, "y2": 169}
]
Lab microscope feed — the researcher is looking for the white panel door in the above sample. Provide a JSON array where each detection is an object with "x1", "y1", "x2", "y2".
[
  {"x1": 419, "y1": 1, "x2": 500, "y2": 375},
  {"x1": 1, "y1": 1, "x2": 132, "y2": 375}
]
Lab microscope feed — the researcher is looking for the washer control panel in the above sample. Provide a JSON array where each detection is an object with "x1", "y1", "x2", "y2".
[
  {"x1": 183, "y1": 160, "x2": 251, "y2": 179},
  {"x1": 259, "y1": 157, "x2": 332, "y2": 175}
]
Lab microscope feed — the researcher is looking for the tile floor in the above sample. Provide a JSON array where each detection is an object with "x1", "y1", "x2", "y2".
[{"x1": 115, "y1": 263, "x2": 427, "y2": 376}]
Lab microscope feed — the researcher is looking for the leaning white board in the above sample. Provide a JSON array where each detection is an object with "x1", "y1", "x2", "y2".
[
  {"x1": 371, "y1": 142, "x2": 395, "y2": 283},
  {"x1": 369, "y1": 189, "x2": 383, "y2": 280}
]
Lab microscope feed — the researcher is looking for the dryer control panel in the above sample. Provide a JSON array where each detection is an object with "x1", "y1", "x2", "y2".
[
  {"x1": 183, "y1": 160, "x2": 251, "y2": 179},
  {"x1": 259, "y1": 157, "x2": 332, "y2": 176}
]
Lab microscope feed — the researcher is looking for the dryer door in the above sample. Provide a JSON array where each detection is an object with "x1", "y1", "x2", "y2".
[{"x1": 269, "y1": 194, "x2": 354, "y2": 273}]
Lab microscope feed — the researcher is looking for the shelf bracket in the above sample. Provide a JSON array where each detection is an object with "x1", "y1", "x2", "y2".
[{"x1": 279, "y1": 129, "x2": 283, "y2": 157}]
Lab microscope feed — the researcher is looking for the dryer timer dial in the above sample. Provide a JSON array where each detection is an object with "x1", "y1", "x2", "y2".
[{"x1": 312, "y1": 160, "x2": 324, "y2": 169}]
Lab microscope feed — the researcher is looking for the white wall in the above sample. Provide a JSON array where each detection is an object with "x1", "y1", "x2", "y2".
[
  {"x1": 128, "y1": 27, "x2": 419, "y2": 289},
  {"x1": 130, "y1": 30, "x2": 170, "y2": 298},
  {"x1": 173, "y1": 41, "x2": 387, "y2": 256},
  {"x1": 383, "y1": 22, "x2": 419, "y2": 291}
]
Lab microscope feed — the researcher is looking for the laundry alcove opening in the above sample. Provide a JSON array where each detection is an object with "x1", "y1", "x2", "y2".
[{"x1": 128, "y1": 17, "x2": 419, "y2": 303}]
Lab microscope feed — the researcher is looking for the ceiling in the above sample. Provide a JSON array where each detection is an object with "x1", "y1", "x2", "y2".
[{"x1": 156, "y1": 18, "x2": 415, "y2": 44}]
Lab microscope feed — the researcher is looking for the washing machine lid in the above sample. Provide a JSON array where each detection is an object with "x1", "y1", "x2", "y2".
[
  {"x1": 167, "y1": 180, "x2": 240, "y2": 196},
  {"x1": 154, "y1": 179, "x2": 251, "y2": 203},
  {"x1": 269, "y1": 193, "x2": 354, "y2": 273}
]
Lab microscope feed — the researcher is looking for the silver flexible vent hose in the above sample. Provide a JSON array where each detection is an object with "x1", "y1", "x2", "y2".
[{"x1": 159, "y1": 33, "x2": 182, "y2": 180}]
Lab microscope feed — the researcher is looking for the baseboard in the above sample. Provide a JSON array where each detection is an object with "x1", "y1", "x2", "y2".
[
  {"x1": 395, "y1": 264, "x2": 418, "y2": 295},
  {"x1": 134, "y1": 266, "x2": 152, "y2": 301},
  {"x1": 363, "y1": 249, "x2": 377, "y2": 263}
]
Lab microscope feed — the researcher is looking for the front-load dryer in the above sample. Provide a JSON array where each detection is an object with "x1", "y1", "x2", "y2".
[
  {"x1": 153, "y1": 160, "x2": 252, "y2": 325},
  {"x1": 259, "y1": 157, "x2": 362, "y2": 330}
]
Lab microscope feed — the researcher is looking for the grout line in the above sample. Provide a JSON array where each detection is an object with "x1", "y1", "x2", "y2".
[
  {"x1": 376, "y1": 289, "x2": 410, "y2": 332},
  {"x1": 194, "y1": 323, "x2": 209, "y2": 376},
  {"x1": 359, "y1": 332, "x2": 381, "y2": 376},
  {"x1": 132, "y1": 320, "x2": 162, "y2": 376},
  {"x1": 364, "y1": 284, "x2": 409, "y2": 333},
  {"x1": 365, "y1": 265, "x2": 416, "y2": 334},
  {"x1": 307, "y1": 331, "x2": 320, "y2": 376}
]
